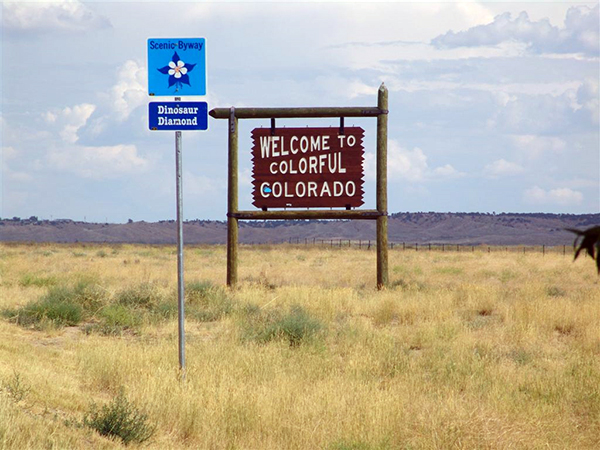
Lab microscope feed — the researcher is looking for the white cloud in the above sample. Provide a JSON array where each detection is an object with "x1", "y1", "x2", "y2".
[
  {"x1": 45, "y1": 104, "x2": 96, "y2": 143},
  {"x1": 433, "y1": 164, "x2": 462, "y2": 178},
  {"x1": 184, "y1": 172, "x2": 221, "y2": 197},
  {"x1": 483, "y1": 159, "x2": 524, "y2": 178},
  {"x1": 366, "y1": 141, "x2": 463, "y2": 182},
  {"x1": 512, "y1": 135, "x2": 566, "y2": 159},
  {"x1": 523, "y1": 186, "x2": 583, "y2": 206},
  {"x1": 2, "y1": 146, "x2": 17, "y2": 161},
  {"x1": 109, "y1": 60, "x2": 147, "y2": 121},
  {"x1": 2, "y1": 0, "x2": 111, "y2": 35},
  {"x1": 432, "y1": 5, "x2": 599, "y2": 56},
  {"x1": 48, "y1": 144, "x2": 149, "y2": 179},
  {"x1": 576, "y1": 78, "x2": 599, "y2": 124},
  {"x1": 8, "y1": 172, "x2": 33, "y2": 183}
]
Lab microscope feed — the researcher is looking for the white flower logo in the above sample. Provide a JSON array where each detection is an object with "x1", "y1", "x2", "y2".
[
  {"x1": 157, "y1": 52, "x2": 196, "y2": 91},
  {"x1": 168, "y1": 60, "x2": 188, "y2": 79}
]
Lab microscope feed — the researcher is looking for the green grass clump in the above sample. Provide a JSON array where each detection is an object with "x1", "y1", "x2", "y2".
[
  {"x1": 3, "y1": 281, "x2": 105, "y2": 329},
  {"x1": 116, "y1": 283, "x2": 162, "y2": 309},
  {"x1": 19, "y1": 273, "x2": 58, "y2": 288},
  {"x1": 186, "y1": 280, "x2": 234, "y2": 321},
  {"x1": 83, "y1": 391, "x2": 155, "y2": 445},
  {"x1": 240, "y1": 304, "x2": 323, "y2": 347},
  {"x1": 93, "y1": 304, "x2": 142, "y2": 335}
]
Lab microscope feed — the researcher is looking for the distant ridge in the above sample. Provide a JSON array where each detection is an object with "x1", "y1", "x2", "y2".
[{"x1": 1, "y1": 213, "x2": 598, "y2": 246}]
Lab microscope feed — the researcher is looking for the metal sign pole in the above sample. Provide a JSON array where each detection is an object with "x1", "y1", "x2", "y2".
[{"x1": 175, "y1": 130, "x2": 185, "y2": 377}]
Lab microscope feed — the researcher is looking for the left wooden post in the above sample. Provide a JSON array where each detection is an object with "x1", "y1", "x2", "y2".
[{"x1": 227, "y1": 107, "x2": 239, "y2": 287}]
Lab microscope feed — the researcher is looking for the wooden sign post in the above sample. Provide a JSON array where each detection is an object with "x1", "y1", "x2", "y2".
[{"x1": 209, "y1": 83, "x2": 388, "y2": 289}]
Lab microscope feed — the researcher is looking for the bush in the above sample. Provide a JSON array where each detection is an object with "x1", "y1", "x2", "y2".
[
  {"x1": 4, "y1": 295, "x2": 83, "y2": 328},
  {"x1": 19, "y1": 273, "x2": 58, "y2": 288},
  {"x1": 94, "y1": 304, "x2": 142, "y2": 335},
  {"x1": 2, "y1": 371, "x2": 30, "y2": 402},
  {"x1": 186, "y1": 280, "x2": 234, "y2": 322},
  {"x1": 116, "y1": 283, "x2": 162, "y2": 309},
  {"x1": 241, "y1": 305, "x2": 323, "y2": 347},
  {"x1": 83, "y1": 391, "x2": 155, "y2": 445},
  {"x1": 3, "y1": 281, "x2": 105, "y2": 329}
]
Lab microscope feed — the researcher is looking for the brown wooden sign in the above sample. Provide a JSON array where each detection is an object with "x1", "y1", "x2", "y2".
[{"x1": 251, "y1": 127, "x2": 364, "y2": 209}]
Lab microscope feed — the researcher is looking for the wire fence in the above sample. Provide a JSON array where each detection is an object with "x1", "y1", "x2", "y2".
[{"x1": 258, "y1": 237, "x2": 573, "y2": 256}]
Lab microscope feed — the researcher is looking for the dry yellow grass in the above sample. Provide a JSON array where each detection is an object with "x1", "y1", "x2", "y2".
[{"x1": 0, "y1": 242, "x2": 599, "y2": 449}]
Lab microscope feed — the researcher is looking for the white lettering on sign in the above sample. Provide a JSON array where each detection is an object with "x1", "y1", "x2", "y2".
[
  {"x1": 266, "y1": 153, "x2": 346, "y2": 175},
  {"x1": 157, "y1": 105, "x2": 200, "y2": 115},
  {"x1": 158, "y1": 117, "x2": 199, "y2": 126},
  {"x1": 252, "y1": 127, "x2": 364, "y2": 208},
  {"x1": 260, "y1": 181, "x2": 357, "y2": 199},
  {"x1": 258, "y1": 133, "x2": 352, "y2": 176}
]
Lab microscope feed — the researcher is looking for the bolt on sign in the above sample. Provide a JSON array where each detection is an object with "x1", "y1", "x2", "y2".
[{"x1": 252, "y1": 127, "x2": 364, "y2": 209}]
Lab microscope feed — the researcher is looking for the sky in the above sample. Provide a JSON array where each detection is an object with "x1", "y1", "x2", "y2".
[{"x1": 1, "y1": 0, "x2": 599, "y2": 223}]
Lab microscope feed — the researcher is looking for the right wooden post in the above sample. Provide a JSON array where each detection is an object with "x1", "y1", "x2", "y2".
[{"x1": 376, "y1": 83, "x2": 389, "y2": 290}]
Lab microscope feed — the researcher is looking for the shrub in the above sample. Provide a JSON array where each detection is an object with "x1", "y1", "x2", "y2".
[
  {"x1": 241, "y1": 305, "x2": 323, "y2": 347},
  {"x1": 19, "y1": 273, "x2": 58, "y2": 288},
  {"x1": 4, "y1": 295, "x2": 83, "y2": 328},
  {"x1": 3, "y1": 281, "x2": 105, "y2": 329},
  {"x1": 94, "y1": 304, "x2": 142, "y2": 335},
  {"x1": 116, "y1": 283, "x2": 162, "y2": 309},
  {"x1": 83, "y1": 391, "x2": 155, "y2": 445},
  {"x1": 186, "y1": 280, "x2": 234, "y2": 321},
  {"x1": 2, "y1": 371, "x2": 30, "y2": 402}
]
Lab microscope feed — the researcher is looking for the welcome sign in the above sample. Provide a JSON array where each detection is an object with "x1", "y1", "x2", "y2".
[{"x1": 251, "y1": 127, "x2": 364, "y2": 209}]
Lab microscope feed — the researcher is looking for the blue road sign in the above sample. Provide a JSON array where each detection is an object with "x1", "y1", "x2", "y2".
[
  {"x1": 149, "y1": 102, "x2": 208, "y2": 131},
  {"x1": 147, "y1": 38, "x2": 206, "y2": 96}
]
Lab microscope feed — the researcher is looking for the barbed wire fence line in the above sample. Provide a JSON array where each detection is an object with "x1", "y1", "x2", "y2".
[{"x1": 254, "y1": 237, "x2": 573, "y2": 256}]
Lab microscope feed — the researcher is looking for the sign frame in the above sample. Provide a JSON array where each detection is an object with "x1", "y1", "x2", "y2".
[{"x1": 209, "y1": 83, "x2": 389, "y2": 289}]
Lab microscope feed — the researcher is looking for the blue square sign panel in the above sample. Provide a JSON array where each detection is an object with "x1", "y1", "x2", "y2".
[
  {"x1": 147, "y1": 38, "x2": 206, "y2": 97},
  {"x1": 149, "y1": 102, "x2": 208, "y2": 131}
]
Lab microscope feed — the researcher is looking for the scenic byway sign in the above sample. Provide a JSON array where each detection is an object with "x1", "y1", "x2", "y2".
[
  {"x1": 147, "y1": 37, "x2": 208, "y2": 132},
  {"x1": 251, "y1": 127, "x2": 365, "y2": 209},
  {"x1": 147, "y1": 38, "x2": 206, "y2": 97}
]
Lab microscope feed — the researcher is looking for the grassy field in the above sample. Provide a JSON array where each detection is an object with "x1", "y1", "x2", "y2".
[{"x1": 0, "y1": 242, "x2": 599, "y2": 449}]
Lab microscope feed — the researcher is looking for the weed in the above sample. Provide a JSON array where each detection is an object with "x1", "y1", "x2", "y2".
[
  {"x1": 2, "y1": 371, "x2": 31, "y2": 402},
  {"x1": 96, "y1": 250, "x2": 107, "y2": 258},
  {"x1": 4, "y1": 295, "x2": 83, "y2": 328},
  {"x1": 546, "y1": 286, "x2": 566, "y2": 297},
  {"x1": 372, "y1": 299, "x2": 399, "y2": 326},
  {"x1": 19, "y1": 273, "x2": 58, "y2": 288},
  {"x1": 241, "y1": 305, "x2": 323, "y2": 347},
  {"x1": 116, "y1": 283, "x2": 162, "y2": 309},
  {"x1": 3, "y1": 281, "x2": 105, "y2": 329},
  {"x1": 186, "y1": 280, "x2": 234, "y2": 321},
  {"x1": 95, "y1": 304, "x2": 142, "y2": 335},
  {"x1": 83, "y1": 390, "x2": 155, "y2": 445}
]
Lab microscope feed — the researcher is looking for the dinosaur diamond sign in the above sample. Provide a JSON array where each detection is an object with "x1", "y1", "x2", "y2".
[
  {"x1": 251, "y1": 127, "x2": 365, "y2": 209},
  {"x1": 147, "y1": 38, "x2": 206, "y2": 96}
]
